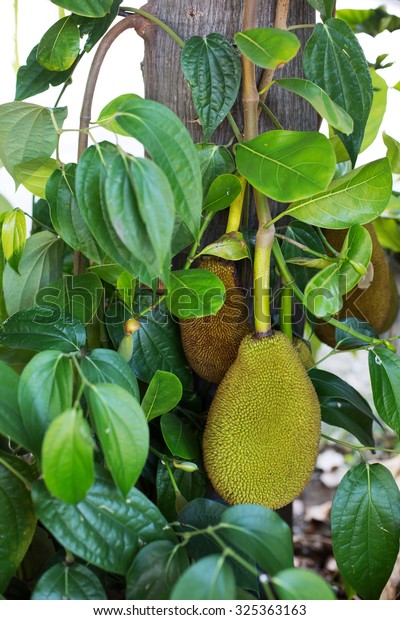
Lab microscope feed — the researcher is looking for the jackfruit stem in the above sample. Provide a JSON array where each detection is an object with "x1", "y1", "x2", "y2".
[
  {"x1": 280, "y1": 286, "x2": 293, "y2": 341},
  {"x1": 254, "y1": 226, "x2": 275, "y2": 335},
  {"x1": 272, "y1": 239, "x2": 397, "y2": 351},
  {"x1": 226, "y1": 176, "x2": 247, "y2": 233}
]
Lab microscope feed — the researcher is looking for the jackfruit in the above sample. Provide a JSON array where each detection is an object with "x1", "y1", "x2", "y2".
[
  {"x1": 293, "y1": 337, "x2": 314, "y2": 370},
  {"x1": 203, "y1": 331, "x2": 321, "y2": 509},
  {"x1": 180, "y1": 257, "x2": 251, "y2": 383},
  {"x1": 315, "y1": 224, "x2": 398, "y2": 348}
]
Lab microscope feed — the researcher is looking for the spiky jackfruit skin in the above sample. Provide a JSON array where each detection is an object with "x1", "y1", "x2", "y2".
[
  {"x1": 315, "y1": 224, "x2": 398, "y2": 348},
  {"x1": 179, "y1": 257, "x2": 251, "y2": 383},
  {"x1": 293, "y1": 338, "x2": 314, "y2": 370},
  {"x1": 203, "y1": 331, "x2": 321, "y2": 509}
]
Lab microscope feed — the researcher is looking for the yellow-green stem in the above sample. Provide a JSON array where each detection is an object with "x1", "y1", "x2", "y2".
[
  {"x1": 280, "y1": 286, "x2": 293, "y2": 341},
  {"x1": 226, "y1": 176, "x2": 246, "y2": 233},
  {"x1": 254, "y1": 227, "x2": 275, "y2": 335}
]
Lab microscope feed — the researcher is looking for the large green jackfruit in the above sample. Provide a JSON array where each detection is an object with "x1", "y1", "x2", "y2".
[
  {"x1": 180, "y1": 257, "x2": 251, "y2": 383},
  {"x1": 203, "y1": 331, "x2": 321, "y2": 509},
  {"x1": 316, "y1": 224, "x2": 398, "y2": 348}
]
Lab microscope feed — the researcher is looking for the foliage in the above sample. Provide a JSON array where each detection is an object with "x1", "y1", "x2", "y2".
[{"x1": 0, "y1": 0, "x2": 399, "y2": 602}]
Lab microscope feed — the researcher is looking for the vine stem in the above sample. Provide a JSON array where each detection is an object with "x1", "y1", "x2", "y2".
[
  {"x1": 272, "y1": 240, "x2": 397, "y2": 351},
  {"x1": 258, "y1": 0, "x2": 291, "y2": 106},
  {"x1": 321, "y1": 433, "x2": 400, "y2": 455},
  {"x1": 280, "y1": 286, "x2": 293, "y2": 341},
  {"x1": 120, "y1": 7, "x2": 184, "y2": 47}
]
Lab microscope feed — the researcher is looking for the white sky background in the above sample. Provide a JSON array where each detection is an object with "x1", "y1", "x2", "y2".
[{"x1": 0, "y1": 0, "x2": 400, "y2": 211}]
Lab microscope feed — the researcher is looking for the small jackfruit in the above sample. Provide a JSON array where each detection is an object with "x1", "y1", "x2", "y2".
[
  {"x1": 203, "y1": 331, "x2": 321, "y2": 509},
  {"x1": 180, "y1": 257, "x2": 251, "y2": 383},
  {"x1": 315, "y1": 224, "x2": 398, "y2": 348},
  {"x1": 293, "y1": 337, "x2": 314, "y2": 370}
]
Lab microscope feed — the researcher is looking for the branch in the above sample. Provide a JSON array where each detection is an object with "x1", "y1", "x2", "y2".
[{"x1": 258, "y1": 0, "x2": 291, "y2": 106}]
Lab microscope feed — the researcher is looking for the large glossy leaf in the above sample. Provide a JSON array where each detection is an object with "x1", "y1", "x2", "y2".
[
  {"x1": 0, "y1": 102, "x2": 66, "y2": 177},
  {"x1": 18, "y1": 350, "x2": 74, "y2": 455},
  {"x1": 105, "y1": 301, "x2": 192, "y2": 388},
  {"x1": 160, "y1": 412, "x2": 199, "y2": 460},
  {"x1": 1, "y1": 209, "x2": 26, "y2": 273},
  {"x1": 304, "y1": 263, "x2": 342, "y2": 318},
  {"x1": 219, "y1": 504, "x2": 294, "y2": 575},
  {"x1": 81, "y1": 349, "x2": 139, "y2": 400},
  {"x1": 203, "y1": 174, "x2": 242, "y2": 213},
  {"x1": 16, "y1": 45, "x2": 77, "y2": 101},
  {"x1": 166, "y1": 269, "x2": 225, "y2": 319},
  {"x1": 42, "y1": 409, "x2": 94, "y2": 504},
  {"x1": 234, "y1": 28, "x2": 300, "y2": 69},
  {"x1": 309, "y1": 368, "x2": 376, "y2": 446},
  {"x1": 98, "y1": 97, "x2": 202, "y2": 240},
  {"x1": 274, "y1": 78, "x2": 353, "y2": 134},
  {"x1": 303, "y1": 18, "x2": 373, "y2": 165},
  {"x1": 32, "y1": 467, "x2": 174, "y2": 575},
  {"x1": 2, "y1": 231, "x2": 63, "y2": 316},
  {"x1": 171, "y1": 555, "x2": 236, "y2": 600},
  {"x1": 236, "y1": 131, "x2": 335, "y2": 203},
  {"x1": 37, "y1": 16, "x2": 80, "y2": 71},
  {"x1": 271, "y1": 568, "x2": 336, "y2": 600},
  {"x1": 181, "y1": 34, "x2": 241, "y2": 141},
  {"x1": 50, "y1": 0, "x2": 114, "y2": 18},
  {"x1": 369, "y1": 348, "x2": 400, "y2": 435},
  {"x1": 331, "y1": 463, "x2": 400, "y2": 599},
  {"x1": 37, "y1": 273, "x2": 103, "y2": 325},
  {"x1": 126, "y1": 540, "x2": 189, "y2": 600},
  {"x1": 142, "y1": 370, "x2": 183, "y2": 421},
  {"x1": 0, "y1": 306, "x2": 86, "y2": 353},
  {"x1": 0, "y1": 454, "x2": 37, "y2": 593},
  {"x1": 86, "y1": 383, "x2": 149, "y2": 496},
  {"x1": 104, "y1": 154, "x2": 174, "y2": 281},
  {"x1": 196, "y1": 144, "x2": 235, "y2": 195},
  {"x1": 14, "y1": 158, "x2": 60, "y2": 199},
  {"x1": 286, "y1": 158, "x2": 392, "y2": 228},
  {"x1": 0, "y1": 361, "x2": 31, "y2": 450},
  {"x1": 32, "y1": 563, "x2": 107, "y2": 600},
  {"x1": 46, "y1": 164, "x2": 104, "y2": 263}
]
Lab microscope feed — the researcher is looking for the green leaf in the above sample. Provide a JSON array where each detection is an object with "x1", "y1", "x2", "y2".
[
  {"x1": 369, "y1": 348, "x2": 400, "y2": 435},
  {"x1": 142, "y1": 370, "x2": 183, "y2": 421},
  {"x1": 2, "y1": 231, "x2": 63, "y2": 316},
  {"x1": 79, "y1": 0, "x2": 122, "y2": 52},
  {"x1": 203, "y1": 174, "x2": 242, "y2": 213},
  {"x1": 46, "y1": 164, "x2": 104, "y2": 263},
  {"x1": 361, "y1": 68, "x2": 388, "y2": 152},
  {"x1": 181, "y1": 34, "x2": 241, "y2": 141},
  {"x1": 98, "y1": 97, "x2": 202, "y2": 240},
  {"x1": 198, "y1": 232, "x2": 250, "y2": 261},
  {"x1": 37, "y1": 273, "x2": 103, "y2": 325},
  {"x1": 14, "y1": 158, "x2": 60, "y2": 199},
  {"x1": 32, "y1": 563, "x2": 107, "y2": 600},
  {"x1": 18, "y1": 350, "x2": 73, "y2": 455},
  {"x1": 309, "y1": 368, "x2": 377, "y2": 446},
  {"x1": 383, "y1": 131, "x2": 400, "y2": 174},
  {"x1": 306, "y1": 0, "x2": 335, "y2": 21},
  {"x1": 116, "y1": 271, "x2": 136, "y2": 308},
  {"x1": 304, "y1": 262, "x2": 342, "y2": 318},
  {"x1": 0, "y1": 454, "x2": 37, "y2": 594},
  {"x1": 171, "y1": 555, "x2": 236, "y2": 600},
  {"x1": 373, "y1": 217, "x2": 400, "y2": 253},
  {"x1": 336, "y1": 7, "x2": 400, "y2": 37},
  {"x1": 86, "y1": 384, "x2": 149, "y2": 496},
  {"x1": 281, "y1": 222, "x2": 326, "y2": 292},
  {"x1": 16, "y1": 45, "x2": 78, "y2": 101},
  {"x1": 234, "y1": 28, "x2": 300, "y2": 69},
  {"x1": 1, "y1": 209, "x2": 26, "y2": 273},
  {"x1": 331, "y1": 462, "x2": 400, "y2": 599},
  {"x1": 75, "y1": 142, "x2": 153, "y2": 284},
  {"x1": 157, "y1": 462, "x2": 207, "y2": 522},
  {"x1": 166, "y1": 269, "x2": 225, "y2": 319},
  {"x1": 42, "y1": 408, "x2": 94, "y2": 504},
  {"x1": 32, "y1": 466, "x2": 174, "y2": 575},
  {"x1": 50, "y1": 0, "x2": 114, "y2": 18},
  {"x1": 274, "y1": 78, "x2": 353, "y2": 134},
  {"x1": 271, "y1": 568, "x2": 336, "y2": 600},
  {"x1": 0, "y1": 361, "x2": 32, "y2": 450},
  {"x1": 104, "y1": 154, "x2": 174, "y2": 281},
  {"x1": 106, "y1": 300, "x2": 192, "y2": 389},
  {"x1": 286, "y1": 158, "x2": 392, "y2": 228},
  {"x1": 37, "y1": 16, "x2": 80, "y2": 72},
  {"x1": 303, "y1": 18, "x2": 373, "y2": 165},
  {"x1": 219, "y1": 504, "x2": 294, "y2": 575},
  {"x1": 81, "y1": 349, "x2": 139, "y2": 400},
  {"x1": 197, "y1": 144, "x2": 235, "y2": 195},
  {"x1": 87, "y1": 262, "x2": 125, "y2": 286},
  {"x1": 337, "y1": 224, "x2": 373, "y2": 294},
  {"x1": 332, "y1": 317, "x2": 379, "y2": 348},
  {"x1": 126, "y1": 540, "x2": 189, "y2": 600},
  {"x1": 0, "y1": 306, "x2": 86, "y2": 353},
  {"x1": 236, "y1": 131, "x2": 336, "y2": 202},
  {"x1": 0, "y1": 102, "x2": 67, "y2": 177},
  {"x1": 160, "y1": 412, "x2": 199, "y2": 459}
]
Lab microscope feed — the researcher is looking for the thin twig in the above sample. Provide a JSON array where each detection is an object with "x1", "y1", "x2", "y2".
[{"x1": 258, "y1": 0, "x2": 291, "y2": 106}]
